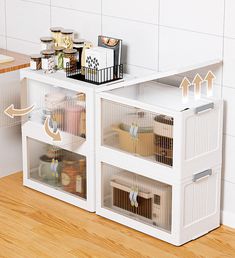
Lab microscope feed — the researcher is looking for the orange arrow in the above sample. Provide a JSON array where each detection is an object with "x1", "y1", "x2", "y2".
[
  {"x1": 205, "y1": 71, "x2": 215, "y2": 97},
  {"x1": 192, "y1": 74, "x2": 203, "y2": 99},
  {"x1": 180, "y1": 77, "x2": 191, "y2": 102},
  {"x1": 4, "y1": 104, "x2": 35, "y2": 118},
  {"x1": 44, "y1": 117, "x2": 61, "y2": 142}
]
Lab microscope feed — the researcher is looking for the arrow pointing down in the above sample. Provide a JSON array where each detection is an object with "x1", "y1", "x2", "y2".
[{"x1": 44, "y1": 117, "x2": 62, "y2": 142}]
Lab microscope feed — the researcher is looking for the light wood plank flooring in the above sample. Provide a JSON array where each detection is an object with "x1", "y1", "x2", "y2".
[{"x1": 0, "y1": 172, "x2": 235, "y2": 258}]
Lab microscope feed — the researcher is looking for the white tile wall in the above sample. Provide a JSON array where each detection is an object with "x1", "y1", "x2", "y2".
[
  {"x1": 224, "y1": 0, "x2": 235, "y2": 38},
  {"x1": 102, "y1": 16, "x2": 158, "y2": 69},
  {"x1": 160, "y1": 0, "x2": 224, "y2": 36},
  {"x1": 51, "y1": 6, "x2": 101, "y2": 45},
  {"x1": 0, "y1": 0, "x2": 235, "y2": 228},
  {"x1": 0, "y1": 35, "x2": 6, "y2": 48},
  {"x1": 6, "y1": 0, "x2": 50, "y2": 43},
  {"x1": 223, "y1": 38, "x2": 235, "y2": 88},
  {"x1": 0, "y1": 0, "x2": 5, "y2": 36},
  {"x1": 102, "y1": 0, "x2": 159, "y2": 24},
  {"x1": 51, "y1": 0, "x2": 101, "y2": 14},
  {"x1": 159, "y1": 27, "x2": 223, "y2": 71}
]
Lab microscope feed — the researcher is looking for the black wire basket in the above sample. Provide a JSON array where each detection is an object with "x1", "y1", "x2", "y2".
[{"x1": 66, "y1": 63, "x2": 123, "y2": 85}]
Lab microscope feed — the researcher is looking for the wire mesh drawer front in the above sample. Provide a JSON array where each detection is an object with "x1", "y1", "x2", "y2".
[
  {"x1": 101, "y1": 99, "x2": 174, "y2": 167},
  {"x1": 28, "y1": 138, "x2": 87, "y2": 199},
  {"x1": 102, "y1": 163, "x2": 172, "y2": 232},
  {"x1": 185, "y1": 107, "x2": 220, "y2": 160},
  {"x1": 28, "y1": 81, "x2": 86, "y2": 138}
]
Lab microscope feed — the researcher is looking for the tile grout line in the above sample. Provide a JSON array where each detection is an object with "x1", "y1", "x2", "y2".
[
  {"x1": 4, "y1": 0, "x2": 7, "y2": 49},
  {"x1": 220, "y1": 0, "x2": 226, "y2": 99},
  {"x1": 157, "y1": 0, "x2": 160, "y2": 72}
]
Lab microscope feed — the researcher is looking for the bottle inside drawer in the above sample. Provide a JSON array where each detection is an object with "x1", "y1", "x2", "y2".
[
  {"x1": 101, "y1": 99, "x2": 174, "y2": 167},
  {"x1": 28, "y1": 137, "x2": 87, "y2": 199},
  {"x1": 102, "y1": 163, "x2": 172, "y2": 232},
  {"x1": 27, "y1": 81, "x2": 86, "y2": 138}
]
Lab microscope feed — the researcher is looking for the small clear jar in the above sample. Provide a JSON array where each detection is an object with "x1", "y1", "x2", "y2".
[
  {"x1": 50, "y1": 27, "x2": 63, "y2": 47},
  {"x1": 54, "y1": 47, "x2": 65, "y2": 70},
  {"x1": 61, "y1": 29, "x2": 74, "y2": 49},
  {"x1": 73, "y1": 39, "x2": 85, "y2": 69},
  {"x1": 63, "y1": 49, "x2": 77, "y2": 71},
  {"x1": 41, "y1": 50, "x2": 55, "y2": 74},
  {"x1": 40, "y1": 37, "x2": 54, "y2": 51},
  {"x1": 30, "y1": 54, "x2": 42, "y2": 70}
]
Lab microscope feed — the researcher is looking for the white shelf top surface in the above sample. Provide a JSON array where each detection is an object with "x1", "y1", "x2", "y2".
[
  {"x1": 20, "y1": 68, "x2": 134, "y2": 92},
  {"x1": 108, "y1": 81, "x2": 216, "y2": 112}
]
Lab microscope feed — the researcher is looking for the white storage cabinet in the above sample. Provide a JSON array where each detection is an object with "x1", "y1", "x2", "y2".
[
  {"x1": 20, "y1": 69, "x2": 131, "y2": 212},
  {"x1": 95, "y1": 63, "x2": 223, "y2": 245}
]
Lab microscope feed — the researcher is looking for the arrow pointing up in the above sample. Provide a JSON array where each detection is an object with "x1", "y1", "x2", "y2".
[
  {"x1": 44, "y1": 117, "x2": 62, "y2": 142},
  {"x1": 192, "y1": 74, "x2": 203, "y2": 100},
  {"x1": 205, "y1": 71, "x2": 215, "y2": 97},
  {"x1": 4, "y1": 104, "x2": 35, "y2": 118},
  {"x1": 180, "y1": 77, "x2": 191, "y2": 103}
]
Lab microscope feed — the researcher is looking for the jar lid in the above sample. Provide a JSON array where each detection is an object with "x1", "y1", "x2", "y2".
[
  {"x1": 42, "y1": 50, "x2": 55, "y2": 56},
  {"x1": 63, "y1": 49, "x2": 77, "y2": 54},
  {"x1": 73, "y1": 38, "x2": 86, "y2": 44},
  {"x1": 63, "y1": 159, "x2": 79, "y2": 165},
  {"x1": 30, "y1": 54, "x2": 41, "y2": 59},
  {"x1": 61, "y1": 29, "x2": 74, "y2": 35},
  {"x1": 50, "y1": 27, "x2": 63, "y2": 32},
  {"x1": 54, "y1": 46, "x2": 65, "y2": 52},
  {"x1": 40, "y1": 36, "x2": 53, "y2": 42}
]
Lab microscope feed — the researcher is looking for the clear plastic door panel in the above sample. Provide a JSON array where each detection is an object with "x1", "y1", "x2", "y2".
[
  {"x1": 27, "y1": 80, "x2": 86, "y2": 138},
  {"x1": 101, "y1": 99, "x2": 174, "y2": 167},
  {"x1": 101, "y1": 162, "x2": 172, "y2": 232},
  {"x1": 28, "y1": 137, "x2": 87, "y2": 199}
]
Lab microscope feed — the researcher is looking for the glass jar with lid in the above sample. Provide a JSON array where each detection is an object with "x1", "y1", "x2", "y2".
[
  {"x1": 41, "y1": 50, "x2": 55, "y2": 74},
  {"x1": 54, "y1": 46, "x2": 65, "y2": 70},
  {"x1": 40, "y1": 37, "x2": 54, "y2": 51},
  {"x1": 73, "y1": 39, "x2": 85, "y2": 69},
  {"x1": 30, "y1": 54, "x2": 42, "y2": 70},
  {"x1": 50, "y1": 27, "x2": 63, "y2": 47},
  {"x1": 63, "y1": 49, "x2": 77, "y2": 71},
  {"x1": 61, "y1": 29, "x2": 74, "y2": 49}
]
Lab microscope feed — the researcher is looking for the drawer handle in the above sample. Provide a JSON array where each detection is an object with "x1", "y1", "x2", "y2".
[
  {"x1": 193, "y1": 169, "x2": 212, "y2": 182},
  {"x1": 195, "y1": 103, "x2": 214, "y2": 114}
]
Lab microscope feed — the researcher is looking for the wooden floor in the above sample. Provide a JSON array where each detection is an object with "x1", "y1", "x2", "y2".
[{"x1": 0, "y1": 173, "x2": 235, "y2": 258}]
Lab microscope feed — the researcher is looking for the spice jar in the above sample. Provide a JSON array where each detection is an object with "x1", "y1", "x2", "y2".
[
  {"x1": 63, "y1": 49, "x2": 77, "y2": 71},
  {"x1": 61, "y1": 29, "x2": 74, "y2": 49},
  {"x1": 40, "y1": 37, "x2": 54, "y2": 51},
  {"x1": 30, "y1": 54, "x2": 42, "y2": 70},
  {"x1": 54, "y1": 46, "x2": 65, "y2": 70},
  {"x1": 61, "y1": 159, "x2": 80, "y2": 194},
  {"x1": 50, "y1": 27, "x2": 63, "y2": 47},
  {"x1": 73, "y1": 39, "x2": 85, "y2": 69},
  {"x1": 41, "y1": 50, "x2": 55, "y2": 74},
  {"x1": 76, "y1": 159, "x2": 86, "y2": 198}
]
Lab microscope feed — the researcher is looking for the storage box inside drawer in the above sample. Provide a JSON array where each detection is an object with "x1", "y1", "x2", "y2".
[
  {"x1": 28, "y1": 137, "x2": 87, "y2": 199},
  {"x1": 27, "y1": 80, "x2": 86, "y2": 138},
  {"x1": 101, "y1": 99, "x2": 174, "y2": 167},
  {"x1": 101, "y1": 163, "x2": 172, "y2": 232}
]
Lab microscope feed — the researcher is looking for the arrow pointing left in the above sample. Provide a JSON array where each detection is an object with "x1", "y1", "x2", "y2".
[{"x1": 4, "y1": 104, "x2": 35, "y2": 118}]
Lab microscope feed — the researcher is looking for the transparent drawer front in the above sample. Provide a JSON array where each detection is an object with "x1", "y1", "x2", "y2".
[
  {"x1": 101, "y1": 99, "x2": 174, "y2": 166},
  {"x1": 28, "y1": 138, "x2": 87, "y2": 199},
  {"x1": 28, "y1": 81, "x2": 86, "y2": 138},
  {"x1": 102, "y1": 163, "x2": 172, "y2": 232}
]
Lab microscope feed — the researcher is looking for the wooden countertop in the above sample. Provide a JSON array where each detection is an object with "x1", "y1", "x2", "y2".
[{"x1": 0, "y1": 48, "x2": 30, "y2": 74}]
